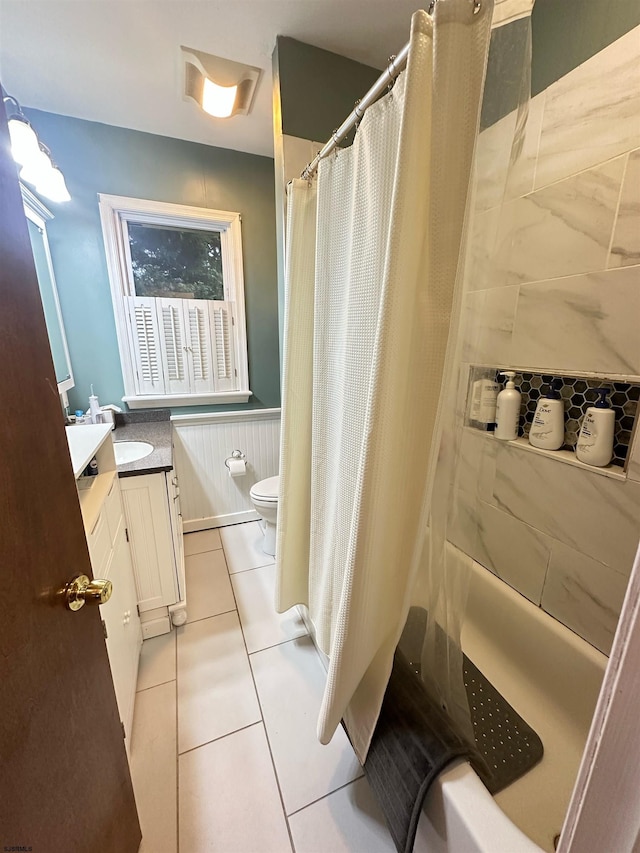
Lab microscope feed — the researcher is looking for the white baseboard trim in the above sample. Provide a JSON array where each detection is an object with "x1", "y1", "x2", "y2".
[{"x1": 183, "y1": 509, "x2": 260, "y2": 532}]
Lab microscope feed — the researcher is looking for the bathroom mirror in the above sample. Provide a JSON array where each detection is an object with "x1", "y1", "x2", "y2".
[{"x1": 22, "y1": 186, "x2": 75, "y2": 393}]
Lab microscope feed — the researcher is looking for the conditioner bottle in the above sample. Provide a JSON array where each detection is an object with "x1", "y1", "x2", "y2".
[
  {"x1": 529, "y1": 378, "x2": 564, "y2": 450},
  {"x1": 576, "y1": 388, "x2": 615, "y2": 468}
]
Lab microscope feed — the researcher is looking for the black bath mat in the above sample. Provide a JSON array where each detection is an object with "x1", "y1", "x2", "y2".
[
  {"x1": 463, "y1": 654, "x2": 543, "y2": 794},
  {"x1": 362, "y1": 608, "x2": 544, "y2": 853},
  {"x1": 362, "y1": 648, "x2": 481, "y2": 853},
  {"x1": 398, "y1": 605, "x2": 544, "y2": 794}
]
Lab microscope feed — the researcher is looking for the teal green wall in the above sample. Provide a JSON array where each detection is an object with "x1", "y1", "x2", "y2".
[
  {"x1": 24, "y1": 109, "x2": 280, "y2": 413},
  {"x1": 272, "y1": 38, "x2": 380, "y2": 360},
  {"x1": 276, "y1": 37, "x2": 380, "y2": 146}
]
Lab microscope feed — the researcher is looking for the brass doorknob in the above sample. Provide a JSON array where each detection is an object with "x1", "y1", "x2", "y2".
[{"x1": 63, "y1": 574, "x2": 113, "y2": 611}]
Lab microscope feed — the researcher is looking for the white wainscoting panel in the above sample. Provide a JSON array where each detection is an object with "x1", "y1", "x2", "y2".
[{"x1": 172, "y1": 410, "x2": 280, "y2": 531}]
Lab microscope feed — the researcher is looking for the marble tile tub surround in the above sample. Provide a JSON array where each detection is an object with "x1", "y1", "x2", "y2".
[
  {"x1": 447, "y1": 434, "x2": 640, "y2": 654},
  {"x1": 534, "y1": 25, "x2": 640, "y2": 190},
  {"x1": 474, "y1": 23, "x2": 640, "y2": 212},
  {"x1": 609, "y1": 148, "x2": 640, "y2": 269},
  {"x1": 451, "y1": 20, "x2": 640, "y2": 660}
]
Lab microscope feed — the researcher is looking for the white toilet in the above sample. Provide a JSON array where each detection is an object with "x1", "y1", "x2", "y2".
[{"x1": 249, "y1": 475, "x2": 279, "y2": 556}]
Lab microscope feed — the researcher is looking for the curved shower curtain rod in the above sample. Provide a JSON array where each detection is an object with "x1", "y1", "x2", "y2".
[{"x1": 299, "y1": 0, "x2": 482, "y2": 182}]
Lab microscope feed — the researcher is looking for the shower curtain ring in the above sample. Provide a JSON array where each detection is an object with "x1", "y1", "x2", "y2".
[
  {"x1": 354, "y1": 99, "x2": 363, "y2": 130},
  {"x1": 387, "y1": 54, "x2": 397, "y2": 91}
]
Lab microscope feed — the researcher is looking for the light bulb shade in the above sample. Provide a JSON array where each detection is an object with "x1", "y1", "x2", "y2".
[
  {"x1": 8, "y1": 116, "x2": 40, "y2": 166},
  {"x1": 182, "y1": 48, "x2": 261, "y2": 119},
  {"x1": 37, "y1": 165, "x2": 71, "y2": 203},
  {"x1": 19, "y1": 147, "x2": 52, "y2": 187},
  {"x1": 201, "y1": 78, "x2": 238, "y2": 118}
]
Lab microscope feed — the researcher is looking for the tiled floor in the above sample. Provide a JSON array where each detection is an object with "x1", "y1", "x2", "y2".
[{"x1": 130, "y1": 521, "x2": 394, "y2": 853}]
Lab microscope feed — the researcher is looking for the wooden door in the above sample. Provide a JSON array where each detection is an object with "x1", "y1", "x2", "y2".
[{"x1": 0, "y1": 95, "x2": 140, "y2": 851}]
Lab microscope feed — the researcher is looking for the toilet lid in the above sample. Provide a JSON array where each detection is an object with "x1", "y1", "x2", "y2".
[{"x1": 251, "y1": 475, "x2": 279, "y2": 501}]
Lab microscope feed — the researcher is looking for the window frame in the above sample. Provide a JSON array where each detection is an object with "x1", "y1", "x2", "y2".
[{"x1": 99, "y1": 194, "x2": 251, "y2": 408}]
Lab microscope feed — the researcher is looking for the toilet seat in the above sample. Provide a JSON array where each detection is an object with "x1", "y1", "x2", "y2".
[{"x1": 250, "y1": 475, "x2": 279, "y2": 502}]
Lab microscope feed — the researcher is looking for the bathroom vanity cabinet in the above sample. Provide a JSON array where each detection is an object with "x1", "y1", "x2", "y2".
[
  {"x1": 66, "y1": 424, "x2": 142, "y2": 746},
  {"x1": 119, "y1": 470, "x2": 186, "y2": 637}
]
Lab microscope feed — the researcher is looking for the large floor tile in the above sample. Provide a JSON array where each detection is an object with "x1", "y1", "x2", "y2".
[
  {"x1": 289, "y1": 777, "x2": 394, "y2": 852},
  {"x1": 185, "y1": 549, "x2": 235, "y2": 624},
  {"x1": 251, "y1": 636, "x2": 362, "y2": 815},
  {"x1": 183, "y1": 527, "x2": 222, "y2": 556},
  {"x1": 130, "y1": 681, "x2": 177, "y2": 853},
  {"x1": 177, "y1": 611, "x2": 261, "y2": 753},
  {"x1": 179, "y1": 724, "x2": 292, "y2": 853},
  {"x1": 136, "y1": 630, "x2": 176, "y2": 692},
  {"x1": 221, "y1": 521, "x2": 274, "y2": 574},
  {"x1": 232, "y1": 563, "x2": 307, "y2": 654}
]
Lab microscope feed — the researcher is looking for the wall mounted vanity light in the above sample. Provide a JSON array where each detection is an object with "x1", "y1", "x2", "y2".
[
  {"x1": 3, "y1": 94, "x2": 70, "y2": 203},
  {"x1": 181, "y1": 46, "x2": 261, "y2": 119}
]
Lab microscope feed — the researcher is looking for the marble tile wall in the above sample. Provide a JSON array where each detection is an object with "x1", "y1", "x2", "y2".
[{"x1": 452, "y1": 24, "x2": 640, "y2": 655}]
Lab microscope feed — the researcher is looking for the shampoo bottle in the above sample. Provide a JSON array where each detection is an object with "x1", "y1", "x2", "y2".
[
  {"x1": 470, "y1": 377, "x2": 498, "y2": 429},
  {"x1": 495, "y1": 371, "x2": 521, "y2": 441},
  {"x1": 529, "y1": 378, "x2": 564, "y2": 450},
  {"x1": 576, "y1": 388, "x2": 615, "y2": 468}
]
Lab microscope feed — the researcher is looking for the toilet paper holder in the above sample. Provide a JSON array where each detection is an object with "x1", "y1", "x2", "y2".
[{"x1": 225, "y1": 450, "x2": 246, "y2": 470}]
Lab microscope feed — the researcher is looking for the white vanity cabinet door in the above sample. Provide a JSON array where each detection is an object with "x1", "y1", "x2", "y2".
[
  {"x1": 82, "y1": 472, "x2": 142, "y2": 748},
  {"x1": 101, "y1": 519, "x2": 141, "y2": 747},
  {"x1": 119, "y1": 472, "x2": 179, "y2": 612},
  {"x1": 167, "y1": 473, "x2": 185, "y2": 602}
]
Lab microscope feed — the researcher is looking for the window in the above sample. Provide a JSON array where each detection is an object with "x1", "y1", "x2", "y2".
[{"x1": 99, "y1": 195, "x2": 250, "y2": 408}]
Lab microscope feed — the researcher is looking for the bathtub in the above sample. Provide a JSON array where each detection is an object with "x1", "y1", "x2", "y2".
[
  {"x1": 415, "y1": 556, "x2": 607, "y2": 853},
  {"x1": 299, "y1": 548, "x2": 606, "y2": 852}
]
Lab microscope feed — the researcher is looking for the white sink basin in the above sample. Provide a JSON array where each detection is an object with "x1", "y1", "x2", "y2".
[{"x1": 113, "y1": 440, "x2": 154, "y2": 465}]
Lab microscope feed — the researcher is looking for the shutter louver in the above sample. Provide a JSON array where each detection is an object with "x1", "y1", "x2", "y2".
[
  {"x1": 157, "y1": 299, "x2": 191, "y2": 395},
  {"x1": 162, "y1": 305, "x2": 183, "y2": 380},
  {"x1": 189, "y1": 305, "x2": 209, "y2": 381},
  {"x1": 214, "y1": 307, "x2": 230, "y2": 379},
  {"x1": 126, "y1": 296, "x2": 164, "y2": 395},
  {"x1": 211, "y1": 302, "x2": 236, "y2": 392}
]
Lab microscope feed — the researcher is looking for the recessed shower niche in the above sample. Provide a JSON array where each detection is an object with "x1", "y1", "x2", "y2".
[{"x1": 466, "y1": 366, "x2": 640, "y2": 473}]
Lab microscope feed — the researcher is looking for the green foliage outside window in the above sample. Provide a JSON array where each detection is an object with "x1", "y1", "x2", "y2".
[{"x1": 128, "y1": 222, "x2": 224, "y2": 300}]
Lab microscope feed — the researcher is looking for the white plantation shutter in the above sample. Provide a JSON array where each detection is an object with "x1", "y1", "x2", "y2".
[
  {"x1": 211, "y1": 301, "x2": 236, "y2": 392},
  {"x1": 124, "y1": 296, "x2": 240, "y2": 400},
  {"x1": 157, "y1": 299, "x2": 191, "y2": 395},
  {"x1": 184, "y1": 299, "x2": 216, "y2": 394},
  {"x1": 126, "y1": 296, "x2": 164, "y2": 394}
]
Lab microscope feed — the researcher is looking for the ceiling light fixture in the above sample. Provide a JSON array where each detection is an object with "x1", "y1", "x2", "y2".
[
  {"x1": 181, "y1": 46, "x2": 261, "y2": 120},
  {"x1": 3, "y1": 94, "x2": 71, "y2": 203}
]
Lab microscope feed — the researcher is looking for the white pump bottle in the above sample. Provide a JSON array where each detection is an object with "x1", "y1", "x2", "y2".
[{"x1": 494, "y1": 371, "x2": 521, "y2": 441}]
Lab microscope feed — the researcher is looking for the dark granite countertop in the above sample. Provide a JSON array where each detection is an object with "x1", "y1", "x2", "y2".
[{"x1": 113, "y1": 410, "x2": 173, "y2": 477}]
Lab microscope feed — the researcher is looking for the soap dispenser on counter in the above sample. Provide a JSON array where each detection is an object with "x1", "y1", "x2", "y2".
[
  {"x1": 495, "y1": 371, "x2": 521, "y2": 441},
  {"x1": 576, "y1": 388, "x2": 615, "y2": 468},
  {"x1": 529, "y1": 377, "x2": 565, "y2": 450}
]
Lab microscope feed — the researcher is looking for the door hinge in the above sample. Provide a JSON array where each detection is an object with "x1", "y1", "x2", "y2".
[
  {"x1": 102, "y1": 619, "x2": 108, "y2": 639},
  {"x1": 125, "y1": 528, "x2": 129, "y2": 542},
  {"x1": 232, "y1": 315, "x2": 235, "y2": 325},
  {"x1": 234, "y1": 368, "x2": 238, "y2": 377},
  {"x1": 136, "y1": 604, "x2": 140, "y2": 617},
  {"x1": 121, "y1": 721, "x2": 126, "y2": 740}
]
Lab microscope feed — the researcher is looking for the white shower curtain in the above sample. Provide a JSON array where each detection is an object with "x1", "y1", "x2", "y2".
[{"x1": 277, "y1": 1, "x2": 493, "y2": 761}]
